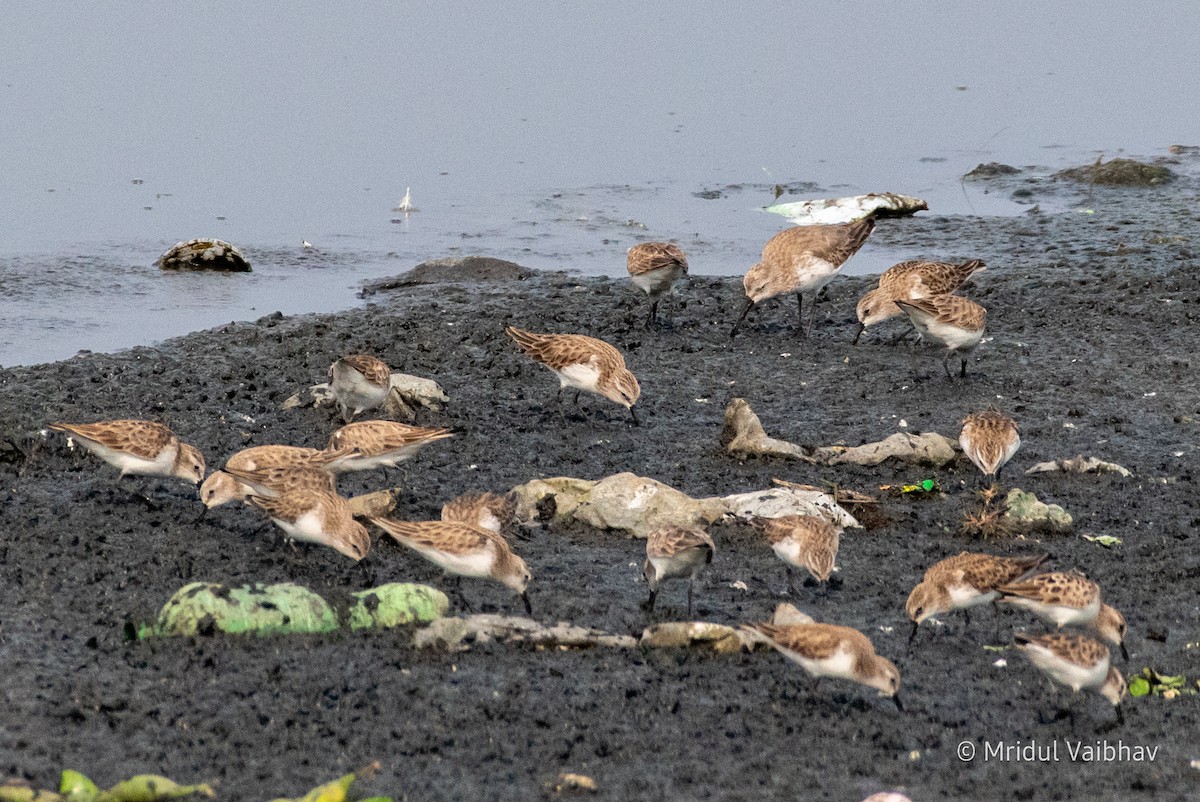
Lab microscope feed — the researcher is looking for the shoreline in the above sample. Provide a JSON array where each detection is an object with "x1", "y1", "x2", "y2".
[{"x1": 1, "y1": 183, "x2": 1199, "y2": 800}]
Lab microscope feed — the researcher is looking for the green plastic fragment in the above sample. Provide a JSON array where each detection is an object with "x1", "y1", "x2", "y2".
[
  {"x1": 347, "y1": 583, "x2": 449, "y2": 629},
  {"x1": 59, "y1": 772, "x2": 98, "y2": 802},
  {"x1": 1083, "y1": 535, "x2": 1122, "y2": 548},
  {"x1": 146, "y1": 582, "x2": 338, "y2": 637}
]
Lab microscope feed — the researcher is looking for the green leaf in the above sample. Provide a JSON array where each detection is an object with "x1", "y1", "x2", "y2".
[
  {"x1": 1083, "y1": 535, "x2": 1122, "y2": 548},
  {"x1": 1128, "y1": 676, "x2": 1151, "y2": 697}
]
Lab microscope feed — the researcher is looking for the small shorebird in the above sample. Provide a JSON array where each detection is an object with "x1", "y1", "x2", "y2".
[
  {"x1": 642, "y1": 524, "x2": 716, "y2": 615},
  {"x1": 853, "y1": 259, "x2": 986, "y2": 344},
  {"x1": 627, "y1": 242, "x2": 689, "y2": 329},
  {"x1": 49, "y1": 420, "x2": 206, "y2": 485},
  {"x1": 730, "y1": 218, "x2": 875, "y2": 338},
  {"x1": 246, "y1": 487, "x2": 371, "y2": 561},
  {"x1": 224, "y1": 465, "x2": 337, "y2": 498},
  {"x1": 505, "y1": 326, "x2": 641, "y2": 425},
  {"x1": 200, "y1": 445, "x2": 351, "y2": 508},
  {"x1": 1013, "y1": 632, "x2": 1126, "y2": 725},
  {"x1": 753, "y1": 515, "x2": 840, "y2": 595},
  {"x1": 441, "y1": 491, "x2": 519, "y2": 536},
  {"x1": 328, "y1": 354, "x2": 392, "y2": 422},
  {"x1": 741, "y1": 621, "x2": 902, "y2": 709},
  {"x1": 999, "y1": 572, "x2": 1128, "y2": 659},
  {"x1": 894, "y1": 295, "x2": 986, "y2": 378},
  {"x1": 326, "y1": 420, "x2": 454, "y2": 475},
  {"x1": 906, "y1": 551, "x2": 1049, "y2": 641},
  {"x1": 960, "y1": 409, "x2": 1021, "y2": 483},
  {"x1": 368, "y1": 518, "x2": 532, "y2": 613}
]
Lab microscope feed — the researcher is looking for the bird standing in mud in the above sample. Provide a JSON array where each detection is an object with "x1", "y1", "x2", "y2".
[
  {"x1": 1013, "y1": 632, "x2": 1126, "y2": 725},
  {"x1": 741, "y1": 621, "x2": 903, "y2": 710},
  {"x1": 853, "y1": 258, "x2": 986, "y2": 344},
  {"x1": 959, "y1": 409, "x2": 1021, "y2": 483},
  {"x1": 906, "y1": 551, "x2": 1049, "y2": 641},
  {"x1": 998, "y1": 572, "x2": 1128, "y2": 660},
  {"x1": 505, "y1": 325, "x2": 641, "y2": 424},
  {"x1": 730, "y1": 218, "x2": 875, "y2": 338},
  {"x1": 328, "y1": 354, "x2": 392, "y2": 422},
  {"x1": 627, "y1": 242, "x2": 689, "y2": 329},
  {"x1": 753, "y1": 515, "x2": 841, "y2": 596},
  {"x1": 894, "y1": 295, "x2": 986, "y2": 378},
  {"x1": 642, "y1": 524, "x2": 716, "y2": 616},
  {"x1": 49, "y1": 419, "x2": 206, "y2": 489},
  {"x1": 368, "y1": 518, "x2": 533, "y2": 614}
]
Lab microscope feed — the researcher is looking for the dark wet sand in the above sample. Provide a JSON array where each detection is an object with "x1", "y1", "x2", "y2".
[{"x1": 2, "y1": 182, "x2": 1199, "y2": 800}]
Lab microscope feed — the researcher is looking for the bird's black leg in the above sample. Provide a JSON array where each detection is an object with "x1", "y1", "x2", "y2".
[
  {"x1": 960, "y1": 355, "x2": 968, "y2": 378},
  {"x1": 796, "y1": 293, "x2": 807, "y2": 337},
  {"x1": 943, "y1": 351, "x2": 955, "y2": 380},
  {"x1": 687, "y1": 579, "x2": 695, "y2": 618},
  {"x1": 644, "y1": 300, "x2": 659, "y2": 330},
  {"x1": 730, "y1": 298, "x2": 754, "y2": 338}
]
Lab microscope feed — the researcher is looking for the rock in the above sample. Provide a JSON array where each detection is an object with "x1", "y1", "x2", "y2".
[
  {"x1": 1024, "y1": 455, "x2": 1131, "y2": 478},
  {"x1": 721, "y1": 487, "x2": 860, "y2": 530},
  {"x1": 1054, "y1": 158, "x2": 1174, "y2": 186},
  {"x1": 639, "y1": 621, "x2": 744, "y2": 653},
  {"x1": 346, "y1": 489, "x2": 398, "y2": 519},
  {"x1": 721, "y1": 399, "x2": 958, "y2": 467},
  {"x1": 346, "y1": 583, "x2": 448, "y2": 629},
  {"x1": 360, "y1": 256, "x2": 536, "y2": 295},
  {"x1": 156, "y1": 238, "x2": 251, "y2": 271},
  {"x1": 720, "y1": 397, "x2": 820, "y2": 461},
  {"x1": 770, "y1": 602, "x2": 815, "y2": 626},
  {"x1": 413, "y1": 614, "x2": 636, "y2": 652},
  {"x1": 964, "y1": 162, "x2": 1020, "y2": 179},
  {"x1": 1003, "y1": 489, "x2": 1073, "y2": 534},
  {"x1": 553, "y1": 773, "x2": 598, "y2": 794},
  {"x1": 143, "y1": 582, "x2": 338, "y2": 637},
  {"x1": 511, "y1": 473, "x2": 725, "y2": 538},
  {"x1": 510, "y1": 471, "x2": 858, "y2": 536},
  {"x1": 829, "y1": 431, "x2": 959, "y2": 468},
  {"x1": 282, "y1": 372, "x2": 448, "y2": 421},
  {"x1": 764, "y1": 192, "x2": 928, "y2": 226}
]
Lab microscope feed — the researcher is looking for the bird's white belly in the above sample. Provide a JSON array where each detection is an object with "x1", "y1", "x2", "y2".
[
  {"x1": 81, "y1": 440, "x2": 175, "y2": 477},
  {"x1": 273, "y1": 509, "x2": 327, "y2": 545},
  {"x1": 556, "y1": 363, "x2": 602, "y2": 392},
  {"x1": 631, "y1": 266, "x2": 683, "y2": 297},
  {"x1": 794, "y1": 258, "x2": 839, "y2": 294},
  {"x1": 1027, "y1": 646, "x2": 1107, "y2": 692},
  {"x1": 927, "y1": 319, "x2": 983, "y2": 351},
  {"x1": 772, "y1": 539, "x2": 803, "y2": 567},
  {"x1": 949, "y1": 585, "x2": 997, "y2": 609},
  {"x1": 414, "y1": 545, "x2": 495, "y2": 579},
  {"x1": 796, "y1": 646, "x2": 856, "y2": 681}
]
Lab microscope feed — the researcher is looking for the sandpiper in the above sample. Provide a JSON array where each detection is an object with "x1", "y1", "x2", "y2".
[
  {"x1": 999, "y1": 572, "x2": 1128, "y2": 659},
  {"x1": 642, "y1": 524, "x2": 716, "y2": 615},
  {"x1": 959, "y1": 409, "x2": 1021, "y2": 483},
  {"x1": 328, "y1": 354, "x2": 392, "y2": 422},
  {"x1": 894, "y1": 295, "x2": 986, "y2": 378},
  {"x1": 627, "y1": 242, "x2": 689, "y2": 329},
  {"x1": 49, "y1": 420, "x2": 205, "y2": 485},
  {"x1": 906, "y1": 551, "x2": 1049, "y2": 640},
  {"x1": 853, "y1": 259, "x2": 986, "y2": 344}
]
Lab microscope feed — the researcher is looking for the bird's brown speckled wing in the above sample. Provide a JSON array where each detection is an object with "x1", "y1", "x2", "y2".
[
  {"x1": 763, "y1": 218, "x2": 875, "y2": 268},
  {"x1": 646, "y1": 524, "x2": 716, "y2": 559},
  {"x1": 750, "y1": 622, "x2": 870, "y2": 660},
  {"x1": 336, "y1": 354, "x2": 391, "y2": 388},
  {"x1": 327, "y1": 421, "x2": 454, "y2": 453},
  {"x1": 1016, "y1": 632, "x2": 1109, "y2": 667},
  {"x1": 944, "y1": 552, "x2": 1049, "y2": 589},
  {"x1": 505, "y1": 327, "x2": 626, "y2": 372},
  {"x1": 441, "y1": 492, "x2": 518, "y2": 528},
  {"x1": 368, "y1": 518, "x2": 503, "y2": 555},
  {"x1": 50, "y1": 420, "x2": 177, "y2": 459},
  {"x1": 627, "y1": 242, "x2": 689, "y2": 276},
  {"x1": 225, "y1": 465, "x2": 336, "y2": 494},
  {"x1": 1000, "y1": 572, "x2": 1098, "y2": 606},
  {"x1": 896, "y1": 294, "x2": 987, "y2": 329}
]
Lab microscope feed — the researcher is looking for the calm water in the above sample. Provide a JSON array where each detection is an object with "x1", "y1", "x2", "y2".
[{"x1": 3, "y1": 2, "x2": 1197, "y2": 366}]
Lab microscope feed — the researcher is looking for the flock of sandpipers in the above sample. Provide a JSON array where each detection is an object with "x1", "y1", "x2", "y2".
[{"x1": 45, "y1": 217, "x2": 1128, "y2": 724}]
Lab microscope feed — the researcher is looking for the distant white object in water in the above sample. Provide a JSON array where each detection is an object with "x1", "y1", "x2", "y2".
[
  {"x1": 765, "y1": 192, "x2": 928, "y2": 226},
  {"x1": 392, "y1": 187, "x2": 417, "y2": 213},
  {"x1": 302, "y1": 240, "x2": 314, "y2": 249}
]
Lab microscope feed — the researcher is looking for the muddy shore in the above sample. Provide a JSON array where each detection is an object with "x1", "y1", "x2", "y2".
[{"x1": 2, "y1": 181, "x2": 1199, "y2": 800}]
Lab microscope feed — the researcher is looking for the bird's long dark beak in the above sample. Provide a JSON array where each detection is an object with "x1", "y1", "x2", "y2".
[
  {"x1": 730, "y1": 298, "x2": 754, "y2": 339},
  {"x1": 1120, "y1": 642, "x2": 1129, "y2": 661},
  {"x1": 628, "y1": 406, "x2": 640, "y2": 426},
  {"x1": 908, "y1": 621, "x2": 919, "y2": 645},
  {"x1": 852, "y1": 322, "x2": 865, "y2": 346},
  {"x1": 521, "y1": 590, "x2": 532, "y2": 616},
  {"x1": 193, "y1": 506, "x2": 208, "y2": 524},
  {"x1": 893, "y1": 694, "x2": 905, "y2": 712}
]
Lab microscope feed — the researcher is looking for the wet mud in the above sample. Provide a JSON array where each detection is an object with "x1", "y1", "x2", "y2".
[{"x1": 2, "y1": 183, "x2": 1199, "y2": 800}]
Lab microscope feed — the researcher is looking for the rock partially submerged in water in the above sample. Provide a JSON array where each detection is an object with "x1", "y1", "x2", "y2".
[
  {"x1": 1054, "y1": 158, "x2": 1174, "y2": 186},
  {"x1": 156, "y1": 238, "x2": 251, "y2": 271},
  {"x1": 361, "y1": 256, "x2": 536, "y2": 296},
  {"x1": 964, "y1": 162, "x2": 1021, "y2": 179},
  {"x1": 764, "y1": 192, "x2": 928, "y2": 226},
  {"x1": 509, "y1": 471, "x2": 858, "y2": 537}
]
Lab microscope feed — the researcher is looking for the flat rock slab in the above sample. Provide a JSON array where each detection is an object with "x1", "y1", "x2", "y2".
[
  {"x1": 361, "y1": 256, "x2": 536, "y2": 295},
  {"x1": 414, "y1": 614, "x2": 637, "y2": 652}
]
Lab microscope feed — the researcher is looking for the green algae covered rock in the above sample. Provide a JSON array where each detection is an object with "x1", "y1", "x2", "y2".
[
  {"x1": 346, "y1": 583, "x2": 449, "y2": 629},
  {"x1": 144, "y1": 582, "x2": 338, "y2": 638}
]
